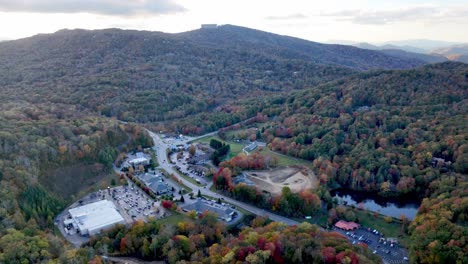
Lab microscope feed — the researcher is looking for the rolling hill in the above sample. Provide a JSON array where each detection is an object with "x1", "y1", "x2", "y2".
[
  {"x1": 178, "y1": 25, "x2": 426, "y2": 70},
  {"x1": 431, "y1": 44, "x2": 468, "y2": 63},
  {"x1": 353, "y1": 42, "x2": 447, "y2": 63},
  {"x1": 0, "y1": 25, "x2": 429, "y2": 126}
]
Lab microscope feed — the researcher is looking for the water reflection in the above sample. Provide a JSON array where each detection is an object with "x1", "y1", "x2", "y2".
[{"x1": 331, "y1": 189, "x2": 421, "y2": 220}]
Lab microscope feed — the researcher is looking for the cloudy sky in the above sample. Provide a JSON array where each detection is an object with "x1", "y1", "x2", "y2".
[{"x1": 1, "y1": 0, "x2": 467, "y2": 43}]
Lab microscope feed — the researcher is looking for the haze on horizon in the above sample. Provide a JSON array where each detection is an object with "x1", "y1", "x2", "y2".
[{"x1": 0, "y1": 0, "x2": 467, "y2": 45}]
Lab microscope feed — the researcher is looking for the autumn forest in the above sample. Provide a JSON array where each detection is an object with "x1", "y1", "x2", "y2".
[{"x1": 0, "y1": 25, "x2": 466, "y2": 263}]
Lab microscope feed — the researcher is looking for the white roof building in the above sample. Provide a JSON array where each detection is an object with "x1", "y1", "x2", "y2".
[
  {"x1": 129, "y1": 157, "x2": 149, "y2": 166},
  {"x1": 68, "y1": 200, "x2": 125, "y2": 236}
]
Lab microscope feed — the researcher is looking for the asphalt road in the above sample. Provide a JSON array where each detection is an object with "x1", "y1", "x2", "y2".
[{"x1": 148, "y1": 131, "x2": 300, "y2": 226}]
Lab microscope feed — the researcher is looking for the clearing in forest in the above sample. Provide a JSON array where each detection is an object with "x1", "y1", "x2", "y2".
[{"x1": 244, "y1": 166, "x2": 317, "y2": 196}]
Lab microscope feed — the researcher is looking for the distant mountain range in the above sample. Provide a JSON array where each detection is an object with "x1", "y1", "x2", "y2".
[
  {"x1": 328, "y1": 39, "x2": 468, "y2": 64},
  {"x1": 431, "y1": 45, "x2": 468, "y2": 63},
  {"x1": 382, "y1": 39, "x2": 462, "y2": 51},
  {"x1": 329, "y1": 39, "x2": 462, "y2": 52},
  {"x1": 353, "y1": 42, "x2": 427, "y2": 54}
]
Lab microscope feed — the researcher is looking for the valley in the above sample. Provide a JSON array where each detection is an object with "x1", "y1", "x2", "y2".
[{"x1": 0, "y1": 25, "x2": 466, "y2": 264}]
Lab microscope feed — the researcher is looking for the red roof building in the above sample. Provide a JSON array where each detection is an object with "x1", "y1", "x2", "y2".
[{"x1": 335, "y1": 220, "x2": 360, "y2": 231}]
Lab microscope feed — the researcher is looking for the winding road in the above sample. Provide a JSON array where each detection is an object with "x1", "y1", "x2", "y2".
[{"x1": 148, "y1": 131, "x2": 300, "y2": 226}]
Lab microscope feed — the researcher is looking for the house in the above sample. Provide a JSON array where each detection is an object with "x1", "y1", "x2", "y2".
[
  {"x1": 129, "y1": 157, "x2": 150, "y2": 167},
  {"x1": 334, "y1": 220, "x2": 360, "y2": 231},
  {"x1": 201, "y1": 24, "x2": 218, "y2": 29},
  {"x1": 244, "y1": 141, "x2": 258, "y2": 152},
  {"x1": 67, "y1": 200, "x2": 125, "y2": 236},
  {"x1": 183, "y1": 200, "x2": 235, "y2": 222},
  {"x1": 149, "y1": 182, "x2": 171, "y2": 195}
]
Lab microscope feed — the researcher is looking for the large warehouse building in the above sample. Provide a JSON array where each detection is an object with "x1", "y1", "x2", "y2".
[{"x1": 67, "y1": 200, "x2": 125, "y2": 236}]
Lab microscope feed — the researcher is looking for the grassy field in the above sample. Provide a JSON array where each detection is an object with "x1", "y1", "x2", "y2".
[
  {"x1": 352, "y1": 209, "x2": 410, "y2": 247},
  {"x1": 293, "y1": 213, "x2": 328, "y2": 228},
  {"x1": 258, "y1": 148, "x2": 312, "y2": 167},
  {"x1": 223, "y1": 123, "x2": 267, "y2": 140},
  {"x1": 195, "y1": 135, "x2": 244, "y2": 159},
  {"x1": 196, "y1": 135, "x2": 312, "y2": 167},
  {"x1": 157, "y1": 212, "x2": 191, "y2": 225}
]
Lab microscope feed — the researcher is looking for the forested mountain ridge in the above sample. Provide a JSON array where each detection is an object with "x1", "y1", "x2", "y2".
[
  {"x1": 0, "y1": 28, "x2": 356, "y2": 124},
  {"x1": 178, "y1": 25, "x2": 427, "y2": 70}
]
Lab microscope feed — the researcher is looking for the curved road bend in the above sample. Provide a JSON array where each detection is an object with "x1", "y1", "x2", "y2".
[{"x1": 147, "y1": 131, "x2": 299, "y2": 226}]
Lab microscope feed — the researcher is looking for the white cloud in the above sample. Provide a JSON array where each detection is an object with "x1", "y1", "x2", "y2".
[
  {"x1": 322, "y1": 5, "x2": 468, "y2": 25},
  {"x1": 0, "y1": 0, "x2": 186, "y2": 16},
  {"x1": 265, "y1": 13, "x2": 308, "y2": 20}
]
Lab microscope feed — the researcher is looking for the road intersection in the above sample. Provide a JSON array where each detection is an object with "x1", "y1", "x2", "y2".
[{"x1": 148, "y1": 130, "x2": 300, "y2": 226}]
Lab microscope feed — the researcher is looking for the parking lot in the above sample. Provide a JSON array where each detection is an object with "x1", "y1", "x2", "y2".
[
  {"x1": 111, "y1": 185, "x2": 167, "y2": 222},
  {"x1": 334, "y1": 227, "x2": 409, "y2": 264},
  {"x1": 171, "y1": 152, "x2": 209, "y2": 185}
]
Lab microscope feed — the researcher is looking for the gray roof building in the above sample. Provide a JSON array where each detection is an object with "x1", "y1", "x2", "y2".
[
  {"x1": 149, "y1": 182, "x2": 171, "y2": 195},
  {"x1": 183, "y1": 200, "x2": 234, "y2": 222}
]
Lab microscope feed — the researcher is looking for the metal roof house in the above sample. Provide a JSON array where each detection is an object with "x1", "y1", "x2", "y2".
[
  {"x1": 244, "y1": 142, "x2": 258, "y2": 152},
  {"x1": 183, "y1": 200, "x2": 235, "y2": 222},
  {"x1": 67, "y1": 200, "x2": 125, "y2": 236},
  {"x1": 129, "y1": 157, "x2": 150, "y2": 166},
  {"x1": 149, "y1": 182, "x2": 171, "y2": 195}
]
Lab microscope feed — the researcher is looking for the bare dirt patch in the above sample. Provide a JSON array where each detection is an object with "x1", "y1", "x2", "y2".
[{"x1": 244, "y1": 166, "x2": 318, "y2": 196}]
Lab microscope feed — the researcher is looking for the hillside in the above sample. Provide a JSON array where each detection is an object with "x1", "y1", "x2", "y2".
[
  {"x1": 353, "y1": 42, "x2": 447, "y2": 63},
  {"x1": 179, "y1": 25, "x2": 426, "y2": 70},
  {"x1": 0, "y1": 28, "x2": 357, "y2": 124},
  {"x1": 227, "y1": 62, "x2": 468, "y2": 190},
  {"x1": 432, "y1": 44, "x2": 468, "y2": 63},
  {"x1": 0, "y1": 26, "x2": 430, "y2": 127}
]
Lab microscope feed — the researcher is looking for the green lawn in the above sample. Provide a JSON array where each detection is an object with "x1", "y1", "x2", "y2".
[
  {"x1": 194, "y1": 135, "x2": 245, "y2": 159},
  {"x1": 195, "y1": 135, "x2": 312, "y2": 167},
  {"x1": 352, "y1": 209, "x2": 410, "y2": 247},
  {"x1": 293, "y1": 213, "x2": 328, "y2": 228},
  {"x1": 157, "y1": 212, "x2": 191, "y2": 225},
  {"x1": 257, "y1": 148, "x2": 312, "y2": 167}
]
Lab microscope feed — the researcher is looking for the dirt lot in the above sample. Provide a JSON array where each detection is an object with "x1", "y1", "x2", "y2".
[{"x1": 245, "y1": 167, "x2": 318, "y2": 195}]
